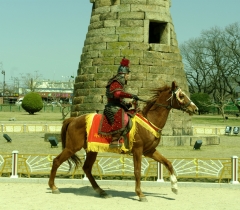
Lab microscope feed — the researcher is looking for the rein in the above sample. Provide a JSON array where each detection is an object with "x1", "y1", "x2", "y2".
[{"x1": 138, "y1": 87, "x2": 194, "y2": 114}]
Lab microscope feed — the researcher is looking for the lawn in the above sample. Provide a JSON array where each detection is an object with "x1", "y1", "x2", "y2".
[{"x1": 1, "y1": 110, "x2": 240, "y2": 126}]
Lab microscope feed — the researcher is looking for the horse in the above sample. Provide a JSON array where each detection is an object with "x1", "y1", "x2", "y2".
[{"x1": 48, "y1": 81, "x2": 198, "y2": 202}]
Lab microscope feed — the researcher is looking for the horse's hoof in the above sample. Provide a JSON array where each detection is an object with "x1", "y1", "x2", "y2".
[
  {"x1": 139, "y1": 197, "x2": 148, "y2": 202},
  {"x1": 171, "y1": 188, "x2": 178, "y2": 195},
  {"x1": 100, "y1": 192, "x2": 112, "y2": 198},
  {"x1": 52, "y1": 189, "x2": 61, "y2": 194}
]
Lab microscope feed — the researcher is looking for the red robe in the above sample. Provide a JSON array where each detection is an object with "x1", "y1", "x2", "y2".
[{"x1": 98, "y1": 80, "x2": 134, "y2": 135}]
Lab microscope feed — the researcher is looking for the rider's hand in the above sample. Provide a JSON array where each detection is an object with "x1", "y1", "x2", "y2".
[{"x1": 132, "y1": 95, "x2": 140, "y2": 100}]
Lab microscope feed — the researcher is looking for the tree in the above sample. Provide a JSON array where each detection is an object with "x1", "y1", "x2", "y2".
[
  {"x1": 191, "y1": 93, "x2": 211, "y2": 114},
  {"x1": 181, "y1": 22, "x2": 240, "y2": 116},
  {"x1": 22, "y1": 92, "x2": 43, "y2": 114},
  {"x1": 20, "y1": 72, "x2": 42, "y2": 92}
]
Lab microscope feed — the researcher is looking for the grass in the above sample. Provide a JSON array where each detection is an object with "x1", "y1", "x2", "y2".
[
  {"x1": 1, "y1": 110, "x2": 240, "y2": 126},
  {"x1": 191, "y1": 114, "x2": 240, "y2": 126},
  {"x1": 0, "y1": 111, "x2": 65, "y2": 122}
]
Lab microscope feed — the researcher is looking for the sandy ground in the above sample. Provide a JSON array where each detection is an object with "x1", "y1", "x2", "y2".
[{"x1": 0, "y1": 181, "x2": 239, "y2": 210}]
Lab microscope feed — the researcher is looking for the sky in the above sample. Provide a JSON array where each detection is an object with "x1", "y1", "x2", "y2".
[{"x1": 0, "y1": 0, "x2": 240, "y2": 85}]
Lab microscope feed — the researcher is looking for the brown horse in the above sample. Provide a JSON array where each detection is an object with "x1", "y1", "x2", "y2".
[{"x1": 48, "y1": 81, "x2": 198, "y2": 202}]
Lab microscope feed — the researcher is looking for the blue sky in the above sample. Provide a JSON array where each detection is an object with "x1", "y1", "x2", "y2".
[{"x1": 0, "y1": 0, "x2": 239, "y2": 85}]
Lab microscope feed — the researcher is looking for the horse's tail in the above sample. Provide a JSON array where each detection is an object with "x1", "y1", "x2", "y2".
[{"x1": 61, "y1": 117, "x2": 81, "y2": 170}]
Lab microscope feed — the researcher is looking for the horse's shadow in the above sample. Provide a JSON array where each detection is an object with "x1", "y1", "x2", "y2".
[{"x1": 47, "y1": 186, "x2": 175, "y2": 201}]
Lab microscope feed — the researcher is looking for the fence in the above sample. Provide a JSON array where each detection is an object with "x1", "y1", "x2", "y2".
[
  {"x1": 0, "y1": 152, "x2": 239, "y2": 184},
  {"x1": 0, "y1": 104, "x2": 71, "y2": 113}
]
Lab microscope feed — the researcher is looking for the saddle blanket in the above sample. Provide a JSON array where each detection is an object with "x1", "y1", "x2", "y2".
[{"x1": 86, "y1": 113, "x2": 161, "y2": 153}]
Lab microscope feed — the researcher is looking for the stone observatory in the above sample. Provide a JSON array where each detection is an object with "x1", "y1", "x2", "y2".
[{"x1": 72, "y1": 0, "x2": 192, "y2": 136}]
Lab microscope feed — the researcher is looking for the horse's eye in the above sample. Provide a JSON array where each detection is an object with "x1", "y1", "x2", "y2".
[{"x1": 179, "y1": 94, "x2": 184, "y2": 99}]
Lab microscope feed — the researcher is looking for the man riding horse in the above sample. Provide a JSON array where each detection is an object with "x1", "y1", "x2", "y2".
[{"x1": 98, "y1": 57, "x2": 139, "y2": 147}]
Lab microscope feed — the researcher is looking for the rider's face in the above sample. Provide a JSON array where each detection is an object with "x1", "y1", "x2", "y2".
[{"x1": 124, "y1": 73, "x2": 129, "y2": 81}]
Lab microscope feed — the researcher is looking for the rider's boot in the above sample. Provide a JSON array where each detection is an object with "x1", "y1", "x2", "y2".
[{"x1": 109, "y1": 133, "x2": 123, "y2": 148}]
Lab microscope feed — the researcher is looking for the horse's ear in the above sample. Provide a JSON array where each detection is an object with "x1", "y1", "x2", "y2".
[{"x1": 171, "y1": 81, "x2": 177, "y2": 91}]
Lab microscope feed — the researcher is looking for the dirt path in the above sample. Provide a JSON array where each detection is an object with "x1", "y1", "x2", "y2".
[{"x1": 0, "y1": 180, "x2": 239, "y2": 210}]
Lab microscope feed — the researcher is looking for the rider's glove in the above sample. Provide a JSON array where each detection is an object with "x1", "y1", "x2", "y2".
[{"x1": 132, "y1": 95, "x2": 140, "y2": 100}]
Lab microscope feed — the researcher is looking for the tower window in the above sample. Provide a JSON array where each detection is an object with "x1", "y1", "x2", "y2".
[{"x1": 149, "y1": 21, "x2": 168, "y2": 44}]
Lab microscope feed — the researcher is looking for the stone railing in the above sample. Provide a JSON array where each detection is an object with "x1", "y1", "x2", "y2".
[
  {"x1": 0, "y1": 123, "x2": 61, "y2": 133},
  {"x1": 0, "y1": 152, "x2": 239, "y2": 184},
  {"x1": 0, "y1": 123, "x2": 231, "y2": 135}
]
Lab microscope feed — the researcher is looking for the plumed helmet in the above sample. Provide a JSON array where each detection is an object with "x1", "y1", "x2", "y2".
[{"x1": 117, "y1": 57, "x2": 130, "y2": 74}]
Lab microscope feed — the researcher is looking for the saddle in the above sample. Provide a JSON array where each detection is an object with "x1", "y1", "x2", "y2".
[{"x1": 86, "y1": 114, "x2": 133, "y2": 153}]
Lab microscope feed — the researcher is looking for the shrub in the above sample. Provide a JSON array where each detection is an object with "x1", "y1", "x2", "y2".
[{"x1": 22, "y1": 92, "x2": 43, "y2": 114}]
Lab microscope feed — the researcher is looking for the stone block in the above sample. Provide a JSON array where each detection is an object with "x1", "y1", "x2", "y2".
[
  {"x1": 87, "y1": 27, "x2": 116, "y2": 37},
  {"x1": 75, "y1": 74, "x2": 94, "y2": 82},
  {"x1": 93, "y1": 57, "x2": 115, "y2": 65},
  {"x1": 161, "y1": 136, "x2": 191, "y2": 146},
  {"x1": 81, "y1": 66, "x2": 98, "y2": 74},
  {"x1": 130, "y1": 73, "x2": 147, "y2": 81},
  {"x1": 100, "y1": 12, "x2": 118, "y2": 21},
  {"x1": 96, "y1": 80, "x2": 109, "y2": 88},
  {"x1": 121, "y1": 49, "x2": 143, "y2": 57},
  {"x1": 85, "y1": 35, "x2": 118, "y2": 44},
  {"x1": 107, "y1": 42, "x2": 129, "y2": 50},
  {"x1": 90, "y1": 14, "x2": 101, "y2": 23},
  {"x1": 99, "y1": 49, "x2": 120, "y2": 57},
  {"x1": 121, "y1": 0, "x2": 147, "y2": 4},
  {"x1": 81, "y1": 51, "x2": 99, "y2": 59},
  {"x1": 130, "y1": 65, "x2": 149, "y2": 73},
  {"x1": 130, "y1": 42, "x2": 149, "y2": 50},
  {"x1": 132, "y1": 4, "x2": 163, "y2": 13},
  {"x1": 89, "y1": 88, "x2": 106, "y2": 96},
  {"x1": 147, "y1": 0, "x2": 167, "y2": 6},
  {"x1": 94, "y1": 5, "x2": 111, "y2": 14},
  {"x1": 73, "y1": 96, "x2": 84, "y2": 104},
  {"x1": 119, "y1": 34, "x2": 144, "y2": 42},
  {"x1": 120, "y1": 20, "x2": 144, "y2": 27},
  {"x1": 116, "y1": 26, "x2": 144, "y2": 35},
  {"x1": 143, "y1": 51, "x2": 162, "y2": 59},
  {"x1": 74, "y1": 89, "x2": 89, "y2": 97},
  {"x1": 111, "y1": 4, "x2": 130, "y2": 12},
  {"x1": 118, "y1": 12, "x2": 145, "y2": 20},
  {"x1": 104, "y1": 19, "x2": 120, "y2": 27},
  {"x1": 140, "y1": 57, "x2": 162, "y2": 66},
  {"x1": 94, "y1": 73, "x2": 113, "y2": 80},
  {"x1": 88, "y1": 21, "x2": 104, "y2": 30}
]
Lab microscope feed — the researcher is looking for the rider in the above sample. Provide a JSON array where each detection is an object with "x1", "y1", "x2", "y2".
[{"x1": 98, "y1": 57, "x2": 139, "y2": 147}]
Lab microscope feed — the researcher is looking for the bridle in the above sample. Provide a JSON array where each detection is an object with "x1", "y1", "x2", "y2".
[{"x1": 140, "y1": 87, "x2": 194, "y2": 115}]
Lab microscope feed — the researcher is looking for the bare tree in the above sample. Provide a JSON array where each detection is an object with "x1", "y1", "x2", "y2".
[
  {"x1": 20, "y1": 72, "x2": 42, "y2": 92},
  {"x1": 180, "y1": 22, "x2": 240, "y2": 114}
]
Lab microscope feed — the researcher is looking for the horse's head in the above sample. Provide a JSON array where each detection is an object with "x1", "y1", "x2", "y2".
[{"x1": 168, "y1": 81, "x2": 198, "y2": 115}]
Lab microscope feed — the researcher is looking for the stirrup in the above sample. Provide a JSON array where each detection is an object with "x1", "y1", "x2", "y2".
[{"x1": 109, "y1": 137, "x2": 123, "y2": 148}]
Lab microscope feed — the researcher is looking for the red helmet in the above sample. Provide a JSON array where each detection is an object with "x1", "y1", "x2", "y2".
[{"x1": 117, "y1": 57, "x2": 130, "y2": 74}]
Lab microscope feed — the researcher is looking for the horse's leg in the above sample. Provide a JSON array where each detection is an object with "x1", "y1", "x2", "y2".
[
  {"x1": 132, "y1": 147, "x2": 148, "y2": 202},
  {"x1": 48, "y1": 148, "x2": 74, "y2": 194},
  {"x1": 83, "y1": 151, "x2": 112, "y2": 198},
  {"x1": 146, "y1": 150, "x2": 178, "y2": 194}
]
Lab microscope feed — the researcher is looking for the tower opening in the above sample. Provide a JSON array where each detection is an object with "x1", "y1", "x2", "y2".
[{"x1": 149, "y1": 21, "x2": 168, "y2": 44}]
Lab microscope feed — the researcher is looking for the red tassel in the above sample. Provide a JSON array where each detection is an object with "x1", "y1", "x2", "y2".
[{"x1": 120, "y1": 58, "x2": 129, "y2": 67}]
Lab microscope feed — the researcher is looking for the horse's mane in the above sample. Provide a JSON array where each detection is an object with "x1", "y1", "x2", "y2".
[{"x1": 142, "y1": 85, "x2": 171, "y2": 117}]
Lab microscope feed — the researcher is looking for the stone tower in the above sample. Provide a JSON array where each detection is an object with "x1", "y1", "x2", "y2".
[{"x1": 72, "y1": 0, "x2": 192, "y2": 136}]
